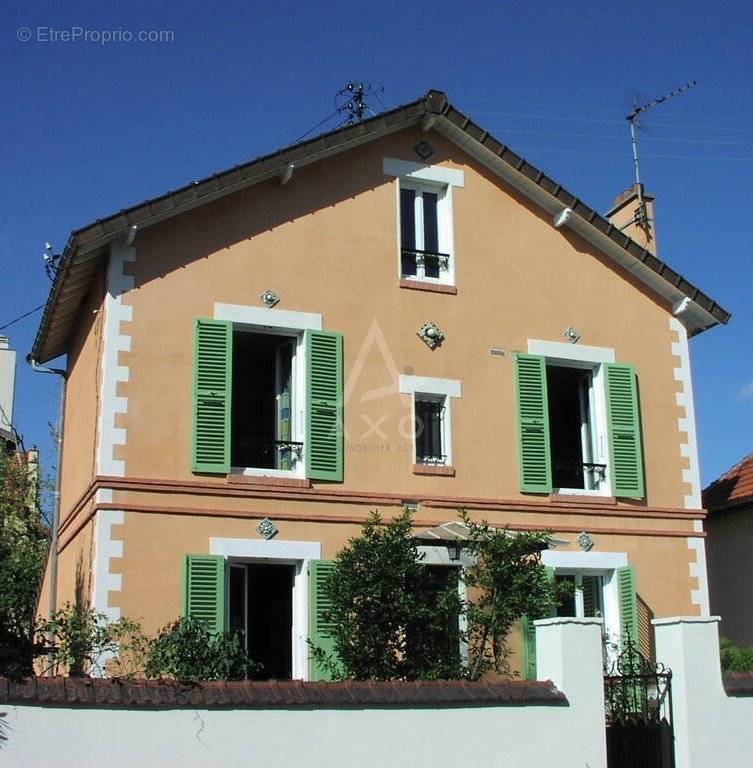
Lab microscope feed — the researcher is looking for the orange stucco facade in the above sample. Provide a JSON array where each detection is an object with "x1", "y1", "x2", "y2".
[{"x1": 39, "y1": 125, "x2": 707, "y2": 673}]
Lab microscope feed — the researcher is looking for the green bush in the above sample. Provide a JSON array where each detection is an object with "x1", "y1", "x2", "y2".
[
  {"x1": 720, "y1": 636, "x2": 753, "y2": 673},
  {"x1": 35, "y1": 604, "x2": 142, "y2": 677},
  {"x1": 312, "y1": 509, "x2": 462, "y2": 681},
  {"x1": 312, "y1": 508, "x2": 561, "y2": 681},
  {"x1": 145, "y1": 617, "x2": 259, "y2": 681},
  {"x1": 0, "y1": 451, "x2": 49, "y2": 676}
]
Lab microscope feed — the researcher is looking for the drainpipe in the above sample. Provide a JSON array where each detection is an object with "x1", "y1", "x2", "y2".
[{"x1": 27, "y1": 356, "x2": 67, "y2": 622}]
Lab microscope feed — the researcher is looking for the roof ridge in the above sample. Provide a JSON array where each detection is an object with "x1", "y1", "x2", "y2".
[{"x1": 30, "y1": 88, "x2": 730, "y2": 363}]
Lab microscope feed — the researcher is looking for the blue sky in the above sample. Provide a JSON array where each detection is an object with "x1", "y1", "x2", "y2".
[{"x1": 0, "y1": 0, "x2": 750, "y2": 501}]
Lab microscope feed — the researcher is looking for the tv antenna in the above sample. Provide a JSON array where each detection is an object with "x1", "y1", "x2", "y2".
[
  {"x1": 43, "y1": 241, "x2": 62, "y2": 281},
  {"x1": 624, "y1": 80, "x2": 697, "y2": 236},
  {"x1": 335, "y1": 82, "x2": 384, "y2": 124}
]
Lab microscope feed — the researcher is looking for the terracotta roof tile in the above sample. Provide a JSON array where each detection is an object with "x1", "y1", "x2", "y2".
[
  {"x1": 0, "y1": 676, "x2": 566, "y2": 709},
  {"x1": 703, "y1": 453, "x2": 753, "y2": 512}
]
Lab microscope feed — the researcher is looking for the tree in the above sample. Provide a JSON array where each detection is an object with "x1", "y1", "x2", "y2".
[
  {"x1": 460, "y1": 510, "x2": 564, "y2": 677},
  {"x1": 0, "y1": 450, "x2": 49, "y2": 675},
  {"x1": 313, "y1": 509, "x2": 461, "y2": 680},
  {"x1": 314, "y1": 508, "x2": 564, "y2": 681}
]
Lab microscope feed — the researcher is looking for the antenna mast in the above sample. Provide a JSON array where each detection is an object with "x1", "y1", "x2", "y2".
[
  {"x1": 624, "y1": 80, "x2": 698, "y2": 231},
  {"x1": 335, "y1": 82, "x2": 383, "y2": 124}
]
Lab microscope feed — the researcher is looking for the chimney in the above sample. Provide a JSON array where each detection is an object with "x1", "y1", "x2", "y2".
[
  {"x1": 0, "y1": 335, "x2": 17, "y2": 436},
  {"x1": 606, "y1": 183, "x2": 658, "y2": 255}
]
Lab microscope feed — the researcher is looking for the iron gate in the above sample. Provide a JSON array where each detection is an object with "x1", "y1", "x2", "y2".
[{"x1": 604, "y1": 636, "x2": 675, "y2": 768}]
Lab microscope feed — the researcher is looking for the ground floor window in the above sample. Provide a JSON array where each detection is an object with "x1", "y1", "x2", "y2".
[
  {"x1": 228, "y1": 562, "x2": 296, "y2": 680},
  {"x1": 554, "y1": 574, "x2": 604, "y2": 619}
]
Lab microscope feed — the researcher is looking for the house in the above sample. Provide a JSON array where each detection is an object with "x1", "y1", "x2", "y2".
[
  {"x1": 32, "y1": 89, "x2": 729, "y2": 680},
  {"x1": 0, "y1": 335, "x2": 17, "y2": 454},
  {"x1": 704, "y1": 453, "x2": 753, "y2": 646}
]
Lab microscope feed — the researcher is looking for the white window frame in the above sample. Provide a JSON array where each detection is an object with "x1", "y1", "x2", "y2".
[
  {"x1": 214, "y1": 303, "x2": 322, "y2": 480},
  {"x1": 413, "y1": 392, "x2": 451, "y2": 466},
  {"x1": 399, "y1": 375, "x2": 461, "y2": 468},
  {"x1": 210, "y1": 537, "x2": 322, "y2": 681},
  {"x1": 542, "y1": 549, "x2": 628, "y2": 661},
  {"x1": 398, "y1": 179, "x2": 455, "y2": 285},
  {"x1": 383, "y1": 157, "x2": 463, "y2": 288},
  {"x1": 527, "y1": 339, "x2": 614, "y2": 497}
]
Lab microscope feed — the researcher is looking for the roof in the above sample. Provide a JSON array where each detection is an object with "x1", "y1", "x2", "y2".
[
  {"x1": 0, "y1": 676, "x2": 566, "y2": 709},
  {"x1": 703, "y1": 452, "x2": 753, "y2": 512},
  {"x1": 31, "y1": 89, "x2": 731, "y2": 363}
]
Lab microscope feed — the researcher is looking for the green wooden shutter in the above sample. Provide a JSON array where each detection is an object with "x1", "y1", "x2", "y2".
[
  {"x1": 513, "y1": 353, "x2": 552, "y2": 494},
  {"x1": 605, "y1": 363, "x2": 644, "y2": 499},
  {"x1": 191, "y1": 319, "x2": 233, "y2": 473},
  {"x1": 617, "y1": 565, "x2": 638, "y2": 647},
  {"x1": 309, "y1": 559, "x2": 339, "y2": 681},
  {"x1": 305, "y1": 330, "x2": 343, "y2": 481},
  {"x1": 521, "y1": 567, "x2": 556, "y2": 680},
  {"x1": 521, "y1": 615, "x2": 537, "y2": 680},
  {"x1": 181, "y1": 554, "x2": 227, "y2": 633}
]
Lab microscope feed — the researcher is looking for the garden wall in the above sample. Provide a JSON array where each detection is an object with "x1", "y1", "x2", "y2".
[
  {"x1": 653, "y1": 616, "x2": 753, "y2": 768},
  {"x1": 1, "y1": 619, "x2": 607, "y2": 768}
]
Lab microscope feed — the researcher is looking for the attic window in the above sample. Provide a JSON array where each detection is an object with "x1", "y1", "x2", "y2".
[
  {"x1": 382, "y1": 157, "x2": 463, "y2": 288},
  {"x1": 399, "y1": 184, "x2": 452, "y2": 282}
]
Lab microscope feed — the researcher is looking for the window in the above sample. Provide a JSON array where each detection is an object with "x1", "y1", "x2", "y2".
[
  {"x1": 231, "y1": 330, "x2": 301, "y2": 473},
  {"x1": 405, "y1": 564, "x2": 462, "y2": 671},
  {"x1": 414, "y1": 395, "x2": 448, "y2": 465},
  {"x1": 513, "y1": 350, "x2": 644, "y2": 498},
  {"x1": 400, "y1": 184, "x2": 451, "y2": 281},
  {"x1": 399, "y1": 375, "x2": 461, "y2": 473},
  {"x1": 413, "y1": 393, "x2": 452, "y2": 466},
  {"x1": 228, "y1": 562, "x2": 296, "y2": 680},
  {"x1": 191, "y1": 318, "x2": 343, "y2": 480},
  {"x1": 546, "y1": 363, "x2": 606, "y2": 493},
  {"x1": 554, "y1": 574, "x2": 604, "y2": 619},
  {"x1": 382, "y1": 157, "x2": 463, "y2": 287}
]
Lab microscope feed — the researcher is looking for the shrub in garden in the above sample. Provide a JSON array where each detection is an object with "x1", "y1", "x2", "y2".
[{"x1": 145, "y1": 617, "x2": 259, "y2": 681}]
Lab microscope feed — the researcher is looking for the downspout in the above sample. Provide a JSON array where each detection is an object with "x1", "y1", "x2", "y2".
[{"x1": 27, "y1": 356, "x2": 67, "y2": 622}]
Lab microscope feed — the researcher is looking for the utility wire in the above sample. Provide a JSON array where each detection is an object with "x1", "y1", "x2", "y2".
[
  {"x1": 453, "y1": 93, "x2": 753, "y2": 124},
  {"x1": 516, "y1": 146, "x2": 753, "y2": 162},
  {"x1": 467, "y1": 109, "x2": 753, "y2": 134},
  {"x1": 0, "y1": 304, "x2": 44, "y2": 332},
  {"x1": 487, "y1": 127, "x2": 753, "y2": 148},
  {"x1": 290, "y1": 106, "x2": 345, "y2": 145}
]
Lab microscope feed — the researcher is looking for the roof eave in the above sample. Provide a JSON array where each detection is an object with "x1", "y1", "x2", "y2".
[{"x1": 31, "y1": 88, "x2": 731, "y2": 362}]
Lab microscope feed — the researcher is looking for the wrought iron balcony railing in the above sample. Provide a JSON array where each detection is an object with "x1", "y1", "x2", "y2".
[
  {"x1": 233, "y1": 437, "x2": 303, "y2": 470},
  {"x1": 416, "y1": 453, "x2": 448, "y2": 466},
  {"x1": 400, "y1": 248, "x2": 451, "y2": 278},
  {"x1": 553, "y1": 460, "x2": 607, "y2": 489}
]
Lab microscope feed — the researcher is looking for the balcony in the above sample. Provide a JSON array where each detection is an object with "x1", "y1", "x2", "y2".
[
  {"x1": 233, "y1": 437, "x2": 303, "y2": 471},
  {"x1": 400, "y1": 248, "x2": 450, "y2": 279}
]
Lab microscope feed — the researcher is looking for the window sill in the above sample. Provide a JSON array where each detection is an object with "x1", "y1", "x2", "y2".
[
  {"x1": 549, "y1": 492, "x2": 615, "y2": 505},
  {"x1": 227, "y1": 473, "x2": 311, "y2": 489},
  {"x1": 399, "y1": 279, "x2": 457, "y2": 295},
  {"x1": 413, "y1": 464, "x2": 456, "y2": 477}
]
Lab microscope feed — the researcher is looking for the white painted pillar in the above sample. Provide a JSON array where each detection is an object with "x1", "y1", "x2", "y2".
[
  {"x1": 653, "y1": 616, "x2": 724, "y2": 768},
  {"x1": 535, "y1": 617, "x2": 607, "y2": 768}
]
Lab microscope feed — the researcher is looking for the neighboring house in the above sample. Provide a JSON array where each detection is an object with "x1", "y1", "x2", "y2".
[
  {"x1": 0, "y1": 335, "x2": 17, "y2": 454},
  {"x1": 32, "y1": 89, "x2": 729, "y2": 680},
  {"x1": 705, "y1": 453, "x2": 753, "y2": 646},
  {"x1": 0, "y1": 335, "x2": 39, "y2": 514}
]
